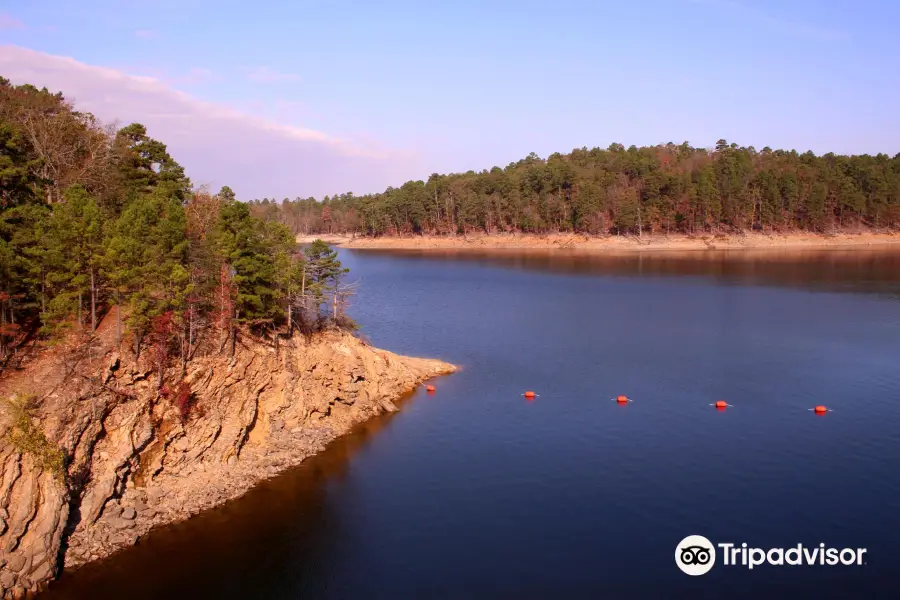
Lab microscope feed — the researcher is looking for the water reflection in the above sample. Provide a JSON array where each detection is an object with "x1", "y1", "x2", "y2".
[
  {"x1": 353, "y1": 247, "x2": 900, "y2": 299},
  {"x1": 41, "y1": 393, "x2": 411, "y2": 600}
]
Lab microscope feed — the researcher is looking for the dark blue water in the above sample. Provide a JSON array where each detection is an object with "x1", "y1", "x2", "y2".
[{"x1": 44, "y1": 248, "x2": 900, "y2": 599}]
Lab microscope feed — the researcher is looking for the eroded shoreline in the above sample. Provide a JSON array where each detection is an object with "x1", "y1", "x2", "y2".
[
  {"x1": 1, "y1": 332, "x2": 456, "y2": 600},
  {"x1": 298, "y1": 231, "x2": 900, "y2": 253}
]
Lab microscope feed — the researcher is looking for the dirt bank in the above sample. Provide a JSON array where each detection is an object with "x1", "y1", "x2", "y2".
[
  {"x1": 0, "y1": 324, "x2": 455, "y2": 599},
  {"x1": 297, "y1": 231, "x2": 900, "y2": 253}
]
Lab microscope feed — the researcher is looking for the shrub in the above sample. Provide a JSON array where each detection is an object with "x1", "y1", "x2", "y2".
[
  {"x1": 160, "y1": 380, "x2": 195, "y2": 422},
  {"x1": 2, "y1": 394, "x2": 66, "y2": 480}
]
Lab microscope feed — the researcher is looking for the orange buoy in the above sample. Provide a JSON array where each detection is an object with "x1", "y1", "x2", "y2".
[
  {"x1": 616, "y1": 395, "x2": 629, "y2": 404},
  {"x1": 426, "y1": 385, "x2": 436, "y2": 393},
  {"x1": 715, "y1": 400, "x2": 727, "y2": 409},
  {"x1": 814, "y1": 405, "x2": 828, "y2": 414},
  {"x1": 524, "y1": 390, "x2": 536, "y2": 399}
]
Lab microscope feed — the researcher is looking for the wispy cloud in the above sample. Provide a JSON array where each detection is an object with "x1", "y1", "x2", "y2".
[
  {"x1": 242, "y1": 66, "x2": 301, "y2": 83},
  {"x1": 0, "y1": 45, "x2": 421, "y2": 198},
  {"x1": 135, "y1": 29, "x2": 156, "y2": 39},
  {"x1": 687, "y1": 0, "x2": 848, "y2": 42},
  {"x1": 0, "y1": 13, "x2": 25, "y2": 30}
]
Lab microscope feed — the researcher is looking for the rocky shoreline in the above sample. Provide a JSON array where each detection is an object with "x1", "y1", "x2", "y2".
[
  {"x1": 1, "y1": 330, "x2": 456, "y2": 599},
  {"x1": 62, "y1": 424, "x2": 337, "y2": 570}
]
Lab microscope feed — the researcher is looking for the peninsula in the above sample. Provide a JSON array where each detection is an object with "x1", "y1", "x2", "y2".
[{"x1": 0, "y1": 79, "x2": 454, "y2": 599}]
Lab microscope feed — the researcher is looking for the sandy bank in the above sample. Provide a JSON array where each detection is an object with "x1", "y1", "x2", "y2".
[{"x1": 297, "y1": 232, "x2": 900, "y2": 253}]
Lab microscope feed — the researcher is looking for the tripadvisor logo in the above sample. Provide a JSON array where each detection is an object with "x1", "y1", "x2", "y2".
[
  {"x1": 675, "y1": 535, "x2": 867, "y2": 575},
  {"x1": 676, "y1": 535, "x2": 716, "y2": 576}
]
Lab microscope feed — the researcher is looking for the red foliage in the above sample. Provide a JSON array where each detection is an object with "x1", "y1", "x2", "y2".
[
  {"x1": 151, "y1": 311, "x2": 175, "y2": 372},
  {"x1": 160, "y1": 380, "x2": 195, "y2": 421}
]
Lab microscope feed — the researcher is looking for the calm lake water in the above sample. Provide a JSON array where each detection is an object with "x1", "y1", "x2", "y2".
[{"x1": 44, "y1": 248, "x2": 900, "y2": 599}]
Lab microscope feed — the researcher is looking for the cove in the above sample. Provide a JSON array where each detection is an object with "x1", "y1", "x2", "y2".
[{"x1": 43, "y1": 248, "x2": 900, "y2": 600}]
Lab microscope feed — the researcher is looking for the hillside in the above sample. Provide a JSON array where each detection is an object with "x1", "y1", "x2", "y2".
[
  {"x1": 0, "y1": 309, "x2": 455, "y2": 598},
  {"x1": 253, "y1": 142, "x2": 900, "y2": 238}
]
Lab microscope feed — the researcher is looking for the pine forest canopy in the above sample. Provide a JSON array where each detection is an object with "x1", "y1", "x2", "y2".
[
  {"x1": 248, "y1": 141, "x2": 900, "y2": 237},
  {"x1": 0, "y1": 77, "x2": 351, "y2": 374}
]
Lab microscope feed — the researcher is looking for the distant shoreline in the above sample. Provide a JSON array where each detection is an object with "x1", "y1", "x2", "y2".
[{"x1": 296, "y1": 231, "x2": 900, "y2": 253}]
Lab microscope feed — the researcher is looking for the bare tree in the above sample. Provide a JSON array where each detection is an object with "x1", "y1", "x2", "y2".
[
  {"x1": 332, "y1": 280, "x2": 360, "y2": 323},
  {"x1": 8, "y1": 93, "x2": 118, "y2": 203}
]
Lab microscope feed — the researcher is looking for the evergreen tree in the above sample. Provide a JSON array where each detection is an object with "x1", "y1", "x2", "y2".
[
  {"x1": 42, "y1": 185, "x2": 105, "y2": 333},
  {"x1": 104, "y1": 190, "x2": 189, "y2": 357},
  {"x1": 246, "y1": 142, "x2": 900, "y2": 237},
  {"x1": 303, "y1": 239, "x2": 349, "y2": 318},
  {"x1": 115, "y1": 123, "x2": 191, "y2": 208},
  {"x1": 211, "y1": 200, "x2": 280, "y2": 324}
]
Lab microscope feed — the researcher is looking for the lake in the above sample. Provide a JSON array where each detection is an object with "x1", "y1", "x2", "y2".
[{"x1": 43, "y1": 247, "x2": 900, "y2": 599}]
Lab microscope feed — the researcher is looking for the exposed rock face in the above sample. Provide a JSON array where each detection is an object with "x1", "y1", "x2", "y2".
[{"x1": 0, "y1": 332, "x2": 455, "y2": 599}]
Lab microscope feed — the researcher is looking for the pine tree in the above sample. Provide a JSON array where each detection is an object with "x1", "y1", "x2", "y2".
[
  {"x1": 211, "y1": 200, "x2": 280, "y2": 325},
  {"x1": 303, "y1": 239, "x2": 348, "y2": 320},
  {"x1": 103, "y1": 190, "x2": 189, "y2": 357},
  {"x1": 42, "y1": 185, "x2": 105, "y2": 333}
]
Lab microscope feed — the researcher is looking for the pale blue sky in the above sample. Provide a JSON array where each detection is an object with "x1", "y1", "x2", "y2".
[{"x1": 2, "y1": 0, "x2": 899, "y2": 198}]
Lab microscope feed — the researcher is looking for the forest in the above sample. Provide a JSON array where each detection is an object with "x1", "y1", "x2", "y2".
[
  {"x1": 0, "y1": 78, "x2": 351, "y2": 375},
  {"x1": 248, "y1": 142, "x2": 900, "y2": 237}
]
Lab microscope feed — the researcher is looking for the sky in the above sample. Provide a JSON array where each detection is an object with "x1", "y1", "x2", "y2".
[{"x1": 1, "y1": 0, "x2": 899, "y2": 199}]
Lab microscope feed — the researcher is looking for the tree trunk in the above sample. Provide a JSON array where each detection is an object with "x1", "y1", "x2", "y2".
[
  {"x1": 90, "y1": 267, "x2": 97, "y2": 331},
  {"x1": 1, "y1": 299, "x2": 6, "y2": 359},
  {"x1": 115, "y1": 295, "x2": 122, "y2": 347},
  {"x1": 300, "y1": 266, "x2": 307, "y2": 325},
  {"x1": 637, "y1": 204, "x2": 643, "y2": 238},
  {"x1": 181, "y1": 325, "x2": 187, "y2": 378},
  {"x1": 286, "y1": 292, "x2": 292, "y2": 333},
  {"x1": 301, "y1": 266, "x2": 306, "y2": 297},
  {"x1": 230, "y1": 309, "x2": 237, "y2": 357}
]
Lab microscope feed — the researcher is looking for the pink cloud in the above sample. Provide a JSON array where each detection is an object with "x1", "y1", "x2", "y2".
[
  {"x1": 0, "y1": 13, "x2": 25, "y2": 29},
  {"x1": 134, "y1": 29, "x2": 156, "y2": 39},
  {"x1": 0, "y1": 45, "x2": 422, "y2": 199}
]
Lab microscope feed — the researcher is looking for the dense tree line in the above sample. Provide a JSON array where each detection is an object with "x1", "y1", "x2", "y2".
[
  {"x1": 250, "y1": 141, "x2": 900, "y2": 237},
  {"x1": 0, "y1": 78, "x2": 351, "y2": 379}
]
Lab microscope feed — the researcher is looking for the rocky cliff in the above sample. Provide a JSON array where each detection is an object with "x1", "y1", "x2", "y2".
[{"x1": 0, "y1": 329, "x2": 455, "y2": 599}]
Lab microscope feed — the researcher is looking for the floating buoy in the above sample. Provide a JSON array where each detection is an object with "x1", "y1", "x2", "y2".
[
  {"x1": 616, "y1": 395, "x2": 630, "y2": 404},
  {"x1": 425, "y1": 385, "x2": 436, "y2": 393},
  {"x1": 523, "y1": 390, "x2": 536, "y2": 399},
  {"x1": 813, "y1": 405, "x2": 828, "y2": 414},
  {"x1": 715, "y1": 400, "x2": 728, "y2": 409}
]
